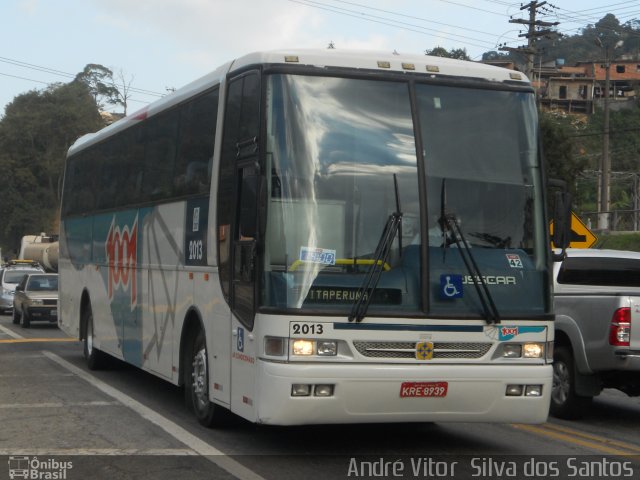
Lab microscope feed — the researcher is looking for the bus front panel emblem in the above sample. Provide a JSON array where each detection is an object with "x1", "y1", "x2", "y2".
[{"x1": 416, "y1": 341, "x2": 434, "y2": 360}]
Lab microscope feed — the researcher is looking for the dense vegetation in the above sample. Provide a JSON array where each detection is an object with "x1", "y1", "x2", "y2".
[
  {"x1": 1, "y1": 13, "x2": 640, "y2": 255},
  {"x1": 0, "y1": 65, "x2": 123, "y2": 256}
]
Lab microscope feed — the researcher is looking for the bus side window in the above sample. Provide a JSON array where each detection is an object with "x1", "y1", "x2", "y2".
[
  {"x1": 142, "y1": 110, "x2": 178, "y2": 202},
  {"x1": 174, "y1": 89, "x2": 219, "y2": 197}
]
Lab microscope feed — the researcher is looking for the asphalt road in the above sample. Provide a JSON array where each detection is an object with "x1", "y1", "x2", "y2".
[{"x1": 2, "y1": 313, "x2": 640, "y2": 480}]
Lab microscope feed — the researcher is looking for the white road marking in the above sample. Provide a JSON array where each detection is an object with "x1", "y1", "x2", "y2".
[
  {"x1": 0, "y1": 448, "x2": 197, "y2": 455},
  {"x1": 0, "y1": 401, "x2": 120, "y2": 409},
  {"x1": 0, "y1": 323, "x2": 23, "y2": 339},
  {"x1": 0, "y1": 372, "x2": 75, "y2": 377},
  {"x1": 42, "y1": 351, "x2": 266, "y2": 480}
]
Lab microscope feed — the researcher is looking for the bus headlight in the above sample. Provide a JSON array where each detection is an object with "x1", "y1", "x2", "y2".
[
  {"x1": 523, "y1": 343, "x2": 544, "y2": 358},
  {"x1": 525, "y1": 385, "x2": 543, "y2": 396},
  {"x1": 291, "y1": 339, "x2": 338, "y2": 356},
  {"x1": 502, "y1": 344, "x2": 522, "y2": 358},
  {"x1": 317, "y1": 341, "x2": 337, "y2": 356},
  {"x1": 498, "y1": 343, "x2": 545, "y2": 359},
  {"x1": 292, "y1": 339, "x2": 315, "y2": 356}
]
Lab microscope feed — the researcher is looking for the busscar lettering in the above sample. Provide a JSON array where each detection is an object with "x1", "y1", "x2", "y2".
[
  {"x1": 106, "y1": 216, "x2": 138, "y2": 307},
  {"x1": 463, "y1": 275, "x2": 516, "y2": 285}
]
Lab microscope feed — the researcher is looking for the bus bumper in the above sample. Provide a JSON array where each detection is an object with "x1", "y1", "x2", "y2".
[{"x1": 254, "y1": 360, "x2": 552, "y2": 425}]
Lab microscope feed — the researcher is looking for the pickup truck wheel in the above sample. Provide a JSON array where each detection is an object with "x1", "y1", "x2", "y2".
[
  {"x1": 551, "y1": 346, "x2": 592, "y2": 419},
  {"x1": 20, "y1": 309, "x2": 31, "y2": 328}
]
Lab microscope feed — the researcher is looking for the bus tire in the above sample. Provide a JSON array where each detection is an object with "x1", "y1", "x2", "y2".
[
  {"x1": 550, "y1": 346, "x2": 592, "y2": 419},
  {"x1": 83, "y1": 303, "x2": 107, "y2": 370},
  {"x1": 184, "y1": 328, "x2": 231, "y2": 427},
  {"x1": 20, "y1": 309, "x2": 31, "y2": 328}
]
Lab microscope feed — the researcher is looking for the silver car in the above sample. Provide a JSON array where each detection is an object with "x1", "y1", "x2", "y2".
[
  {"x1": 12, "y1": 273, "x2": 59, "y2": 328},
  {"x1": 0, "y1": 261, "x2": 45, "y2": 314}
]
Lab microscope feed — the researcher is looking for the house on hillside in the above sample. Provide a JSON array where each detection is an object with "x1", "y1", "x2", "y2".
[{"x1": 535, "y1": 59, "x2": 640, "y2": 114}]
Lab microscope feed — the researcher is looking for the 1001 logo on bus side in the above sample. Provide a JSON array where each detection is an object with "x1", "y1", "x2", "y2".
[{"x1": 106, "y1": 216, "x2": 138, "y2": 307}]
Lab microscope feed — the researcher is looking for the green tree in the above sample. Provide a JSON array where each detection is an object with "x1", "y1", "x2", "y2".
[
  {"x1": 539, "y1": 112, "x2": 588, "y2": 209},
  {"x1": 594, "y1": 13, "x2": 623, "y2": 49},
  {"x1": 425, "y1": 46, "x2": 471, "y2": 61},
  {"x1": 75, "y1": 63, "x2": 121, "y2": 110},
  {"x1": 481, "y1": 50, "x2": 511, "y2": 62},
  {"x1": 0, "y1": 80, "x2": 104, "y2": 251}
]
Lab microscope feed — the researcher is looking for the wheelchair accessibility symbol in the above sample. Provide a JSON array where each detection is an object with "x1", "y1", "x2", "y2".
[
  {"x1": 440, "y1": 274, "x2": 463, "y2": 299},
  {"x1": 237, "y1": 327, "x2": 244, "y2": 352}
]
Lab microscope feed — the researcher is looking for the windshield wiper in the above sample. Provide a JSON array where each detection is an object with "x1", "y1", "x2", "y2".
[
  {"x1": 349, "y1": 174, "x2": 403, "y2": 323},
  {"x1": 468, "y1": 232, "x2": 512, "y2": 249},
  {"x1": 439, "y1": 179, "x2": 500, "y2": 324}
]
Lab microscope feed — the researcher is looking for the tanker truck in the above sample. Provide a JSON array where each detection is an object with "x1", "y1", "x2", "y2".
[{"x1": 19, "y1": 233, "x2": 59, "y2": 272}]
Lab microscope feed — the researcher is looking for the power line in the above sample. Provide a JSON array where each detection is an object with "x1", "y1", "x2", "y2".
[
  {"x1": 0, "y1": 71, "x2": 51, "y2": 85},
  {"x1": 0, "y1": 71, "x2": 151, "y2": 108},
  {"x1": 431, "y1": 0, "x2": 506, "y2": 17},
  {"x1": 321, "y1": 0, "x2": 518, "y2": 41},
  {"x1": 0, "y1": 56, "x2": 165, "y2": 98},
  {"x1": 288, "y1": 0, "x2": 500, "y2": 50}
]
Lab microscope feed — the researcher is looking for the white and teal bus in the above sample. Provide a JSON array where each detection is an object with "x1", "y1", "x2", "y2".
[{"x1": 59, "y1": 50, "x2": 555, "y2": 426}]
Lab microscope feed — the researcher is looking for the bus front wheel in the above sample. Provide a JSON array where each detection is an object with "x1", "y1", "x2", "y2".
[{"x1": 184, "y1": 329, "x2": 231, "y2": 427}]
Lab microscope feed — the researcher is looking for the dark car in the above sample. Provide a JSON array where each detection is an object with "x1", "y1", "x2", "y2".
[{"x1": 12, "y1": 273, "x2": 59, "y2": 328}]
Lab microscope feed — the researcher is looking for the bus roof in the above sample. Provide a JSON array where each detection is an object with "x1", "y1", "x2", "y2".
[
  {"x1": 231, "y1": 49, "x2": 528, "y2": 83},
  {"x1": 68, "y1": 49, "x2": 529, "y2": 155}
]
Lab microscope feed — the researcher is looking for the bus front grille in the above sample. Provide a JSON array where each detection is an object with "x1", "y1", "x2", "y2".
[{"x1": 353, "y1": 341, "x2": 492, "y2": 359}]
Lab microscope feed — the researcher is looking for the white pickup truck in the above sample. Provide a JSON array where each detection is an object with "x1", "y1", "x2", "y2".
[{"x1": 552, "y1": 248, "x2": 640, "y2": 418}]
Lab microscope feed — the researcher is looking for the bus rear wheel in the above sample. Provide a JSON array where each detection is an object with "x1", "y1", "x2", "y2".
[
  {"x1": 184, "y1": 329, "x2": 231, "y2": 427},
  {"x1": 83, "y1": 303, "x2": 108, "y2": 370}
]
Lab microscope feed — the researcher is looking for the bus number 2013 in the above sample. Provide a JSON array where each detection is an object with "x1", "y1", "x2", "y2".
[
  {"x1": 188, "y1": 240, "x2": 203, "y2": 261},
  {"x1": 292, "y1": 323, "x2": 324, "y2": 335}
]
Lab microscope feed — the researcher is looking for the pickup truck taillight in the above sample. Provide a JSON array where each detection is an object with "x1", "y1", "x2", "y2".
[{"x1": 609, "y1": 307, "x2": 631, "y2": 346}]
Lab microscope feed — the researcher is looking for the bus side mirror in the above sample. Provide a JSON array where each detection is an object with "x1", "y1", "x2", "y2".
[{"x1": 549, "y1": 179, "x2": 572, "y2": 261}]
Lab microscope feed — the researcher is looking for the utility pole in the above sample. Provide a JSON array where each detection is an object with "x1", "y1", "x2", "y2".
[
  {"x1": 595, "y1": 38, "x2": 623, "y2": 231},
  {"x1": 500, "y1": 1, "x2": 559, "y2": 81},
  {"x1": 599, "y1": 54, "x2": 611, "y2": 230}
]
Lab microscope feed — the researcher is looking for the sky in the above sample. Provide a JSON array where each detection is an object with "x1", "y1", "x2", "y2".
[{"x1": 0, "y1": 0, "x2": 637, "y2": 117}]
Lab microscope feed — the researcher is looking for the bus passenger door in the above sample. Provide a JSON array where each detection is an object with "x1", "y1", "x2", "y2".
[{"x1": 218, "y1": 71, "x2": 261, "y2": 420}]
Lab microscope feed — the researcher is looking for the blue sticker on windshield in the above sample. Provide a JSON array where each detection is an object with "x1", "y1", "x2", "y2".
[
  {"x1": 440, "y1": 274, "x2": 463, "y2": 299},
  {"x1": 299, "y1": 246, "x2": 336, "y2": 266}
]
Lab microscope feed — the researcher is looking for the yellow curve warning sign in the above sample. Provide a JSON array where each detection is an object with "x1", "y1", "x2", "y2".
[{"x1": 550, "y1": 212, "x2": 598, "y2": 249}]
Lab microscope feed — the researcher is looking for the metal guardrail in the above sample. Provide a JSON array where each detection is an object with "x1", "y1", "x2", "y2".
[{"x1": 580, "y1": 210, "x2": 640, "y2": 232}]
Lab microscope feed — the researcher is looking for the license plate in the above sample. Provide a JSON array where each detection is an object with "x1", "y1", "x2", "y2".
[
  {"x1": 51, "y1": 309, "x2": 57, "y2": 316},
  {"x1": 400, "y1": 381, "x2": 448, "y2": 398}
]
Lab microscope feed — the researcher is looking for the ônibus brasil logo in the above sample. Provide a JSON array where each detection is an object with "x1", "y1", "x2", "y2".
[{"x1": 106, "y1": 216, "x2": 138, "y2": 308}]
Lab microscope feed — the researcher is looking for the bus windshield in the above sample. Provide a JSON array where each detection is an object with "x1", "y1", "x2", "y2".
[{"x1": 262, "y1": 73, "x2": 549, "y2": 319}]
